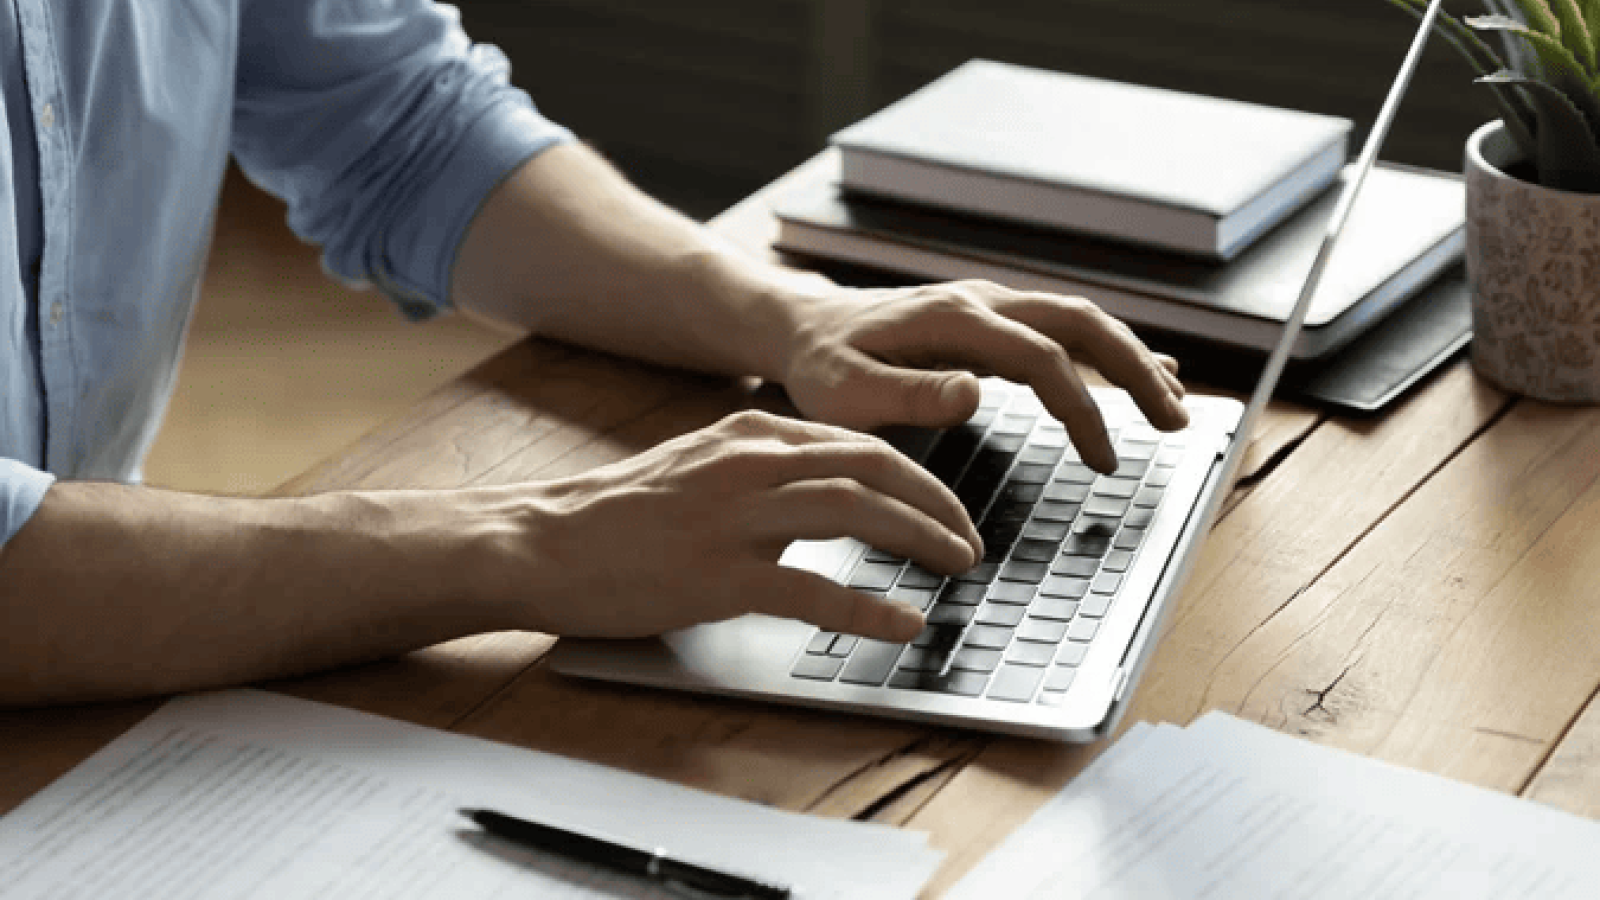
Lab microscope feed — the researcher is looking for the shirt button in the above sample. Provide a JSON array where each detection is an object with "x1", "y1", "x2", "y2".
[
  {"x1": 40, "y1": 102, "x2": 54, "y2": 129},
  {"x1": 49, "y1": 301, "x2": 63, "y2": 325}
]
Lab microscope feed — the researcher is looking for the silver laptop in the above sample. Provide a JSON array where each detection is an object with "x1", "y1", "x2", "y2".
[{"x1": 547, "y1": 2, "x2": 1444, "y2": 741}]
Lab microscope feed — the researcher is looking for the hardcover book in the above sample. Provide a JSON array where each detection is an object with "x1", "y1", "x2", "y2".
[{"x1": 831, "y1": 60, "x2": 1354, "y2": 260}]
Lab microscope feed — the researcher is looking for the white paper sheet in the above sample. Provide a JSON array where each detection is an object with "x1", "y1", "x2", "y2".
[
  {"x1": 0, "y1": 690, "x2": 942, "y2": 899},
  {"x1": 949, "y1": 713, "x2": 1600, "y2": 899}
]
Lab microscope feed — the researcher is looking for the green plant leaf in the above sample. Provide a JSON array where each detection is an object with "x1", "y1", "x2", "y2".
[
  {"x1": 1510, "y1": 0, "x2": 1563, "y2": 37},
  {"x1": 1382, "y1": 1, "x2": 1537, "y2": 148},
  {"x1": 1481, "y1": 69, "x2": 1600, "y2": 190},
  {"x1": 1548, "y1": 0, "x2": 1597, "y2": 72},
  {"x1": 1469, "y1": 14, "x2": 1600, "y2": 131},
  {"x1": 1478, "y1": 70, "x2": 1545, "y2": 165}
]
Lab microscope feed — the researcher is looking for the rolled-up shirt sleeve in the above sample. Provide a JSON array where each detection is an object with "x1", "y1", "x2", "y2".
[
  {"x1": 1, "y1": 458, "x2": 55, "y2": 549},
  {"x1": 231, "y1": 0, "x2": 573, "y2": 320}
]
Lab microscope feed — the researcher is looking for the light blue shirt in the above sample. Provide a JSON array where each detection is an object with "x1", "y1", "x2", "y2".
[{"x1": 0, "y1": 1, "x2": 573, "y2": 548}]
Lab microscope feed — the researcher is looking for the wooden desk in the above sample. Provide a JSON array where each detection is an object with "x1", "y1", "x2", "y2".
[{"x1": 7, "y1": 156, "x2": 1600, "y2": 896}]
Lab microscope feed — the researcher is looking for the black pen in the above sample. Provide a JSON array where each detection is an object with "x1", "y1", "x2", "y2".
[{"x1": 460, "y1": 807, "x2": 791, "y2": 899}]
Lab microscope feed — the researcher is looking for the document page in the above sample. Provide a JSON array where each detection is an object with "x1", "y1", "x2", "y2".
[
  {"x1": 949, "y1": 714, "x2": 1600, "y2": 899},
  {"x1": 0, "y1": 690, "x2": 941, "y2": 899}
]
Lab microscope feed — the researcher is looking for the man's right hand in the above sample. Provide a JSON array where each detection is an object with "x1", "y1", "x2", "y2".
[{"x1": 474, "y1": 410, "x2": 983, "y2": 644}]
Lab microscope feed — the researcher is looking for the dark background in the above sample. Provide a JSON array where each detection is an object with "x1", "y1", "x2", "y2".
[{"x1": 457, "y1": 0, "x2": 1491, "y2": 219}]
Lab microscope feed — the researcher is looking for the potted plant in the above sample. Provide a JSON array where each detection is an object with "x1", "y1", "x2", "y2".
[{"x1": 1386, "y1": 0, "x2": 1600, "y2": 402}]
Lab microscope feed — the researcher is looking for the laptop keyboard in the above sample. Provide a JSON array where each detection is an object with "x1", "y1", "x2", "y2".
[{"x1": 790, "y1": 382, "x2": 1187, "y2": 707}]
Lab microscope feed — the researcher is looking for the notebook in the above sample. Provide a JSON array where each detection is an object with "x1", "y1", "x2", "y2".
[
  {"x1": 830, "y1": 59, "x2": 1352, "y2": 260},
  {"x1": 545, "y1": 6, "x2": 1445, "y2": 741}
]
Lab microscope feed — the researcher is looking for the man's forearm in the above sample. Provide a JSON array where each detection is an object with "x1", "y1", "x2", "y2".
[
  {"x1": 0, "y1": 482, "x2": 514, "y2": 706},
  {"x1": 450, "y1": 142, "x2": 817, "y2": 382}
]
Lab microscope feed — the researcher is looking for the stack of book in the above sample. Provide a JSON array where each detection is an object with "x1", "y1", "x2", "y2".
[{"x1": 772, "y1": 60, "x2": 1469, "y2": 399}]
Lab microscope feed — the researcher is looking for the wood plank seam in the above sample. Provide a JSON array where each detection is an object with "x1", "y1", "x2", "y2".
[{"x1": 1196, "y1": 393, "x2": 1521, "y2": 713}]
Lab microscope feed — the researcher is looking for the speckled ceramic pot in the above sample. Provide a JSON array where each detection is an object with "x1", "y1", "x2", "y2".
[{"x1": 1466, "y1": 120, "x2": 1600, "y2": 403}]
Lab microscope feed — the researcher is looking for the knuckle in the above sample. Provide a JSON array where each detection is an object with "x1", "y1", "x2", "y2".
[{"x1": 813, "y1": 477, "x2": 868, "y2": 515}]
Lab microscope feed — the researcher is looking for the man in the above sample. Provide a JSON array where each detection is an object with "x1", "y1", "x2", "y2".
[{"x1": 0, "y1": 1, "x2": 1188, "y2": 707}]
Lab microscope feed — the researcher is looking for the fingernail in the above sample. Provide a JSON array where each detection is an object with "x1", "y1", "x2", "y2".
[
  {"x1": 939, "y1": 375, "x2": 975, "y2": 414},
  {"x1": 1167, "y1": 393, "x2": 1190, "y2": 425},
  {"x1": 890, "y1": 604, "x2": 925, "y2": 637}
]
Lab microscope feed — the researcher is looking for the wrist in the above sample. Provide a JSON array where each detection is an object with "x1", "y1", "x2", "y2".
[
  {"x1": 698, "y1": 245, "x2": 834, "y2": 384},
  {"x1": 302, "y1": 488, "x2": 526, "y2": 636}
]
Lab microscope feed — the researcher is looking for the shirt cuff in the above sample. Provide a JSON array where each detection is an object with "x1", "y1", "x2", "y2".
[
  {"x1": 373, "y1": 98, "x2": 575, "y2": 321},
  {"x1": 0, "y1": 458, "x2": 55, "y2": 549}
]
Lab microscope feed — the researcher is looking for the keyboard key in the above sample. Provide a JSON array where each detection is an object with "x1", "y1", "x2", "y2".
[
  {"x1": 1073, "y1": 515, "x2": 1121, "y2": 535},
  {"x1": 1010, "y1": 463, "x2": 1055, "y2": 484},
  {"x1": 1056, "y1": 643, "x2": 1089, "y2": 667},
  {"x1": 976, "y1": 602, "x2": 1027, "y2": 627},
  {"x1": 923, "y1": 425, "x2": 983, "y2": 484},
  {"x1": 791, "y1": 654, "x2": 845, "y2": 681},
  {"x1": 888, "y1": 585, "x2": 939, "y2": 610},
  {"x1": 1039, "y1": 575, "x2": 1089, "y2": 599},
  {"x1": 1031, "y1": 500, "x2": 1081, "y2": 522},
  {"x1": 1117, "y1": 440, "x2": 1159, "y2": 462},
  {"x1": 848, "y1": 561, "x2": 902, "y2": 591},
  {"x1": 886, "y1": 669, "x2": 990, "y2": 697},
  {"x1": 1112, "y1": 457, "x2": 1151, "y2": 479},
  {"x1": 1102, "y1": 549, "x2": 1134, "y2": 572},
  {"x1": 963, "y1": 624, "x2": 1016, "y2": 650},
  {"x1": 1146, "y1": 466, "x2": 1176, "y2": 487},
  {"x1": 1124, "y1": 507, "x2": 1154, "y2": 529},
  {"x1": 1083, "y1": 496, "x2": 1131, "y2": 518},
  {"x1": 927, "y1": 603, "x2": 978, "y2": 626},
  {"x1": 986, "y1": 581, "x2": 1037, "y2": 605},
  {"x1": 1005, "y1": 641, "x2": 1057, "y2": 667},
  {"x1": 938, "y1": 581, "x2": 988, "y2": 606},
  {"x1": 1037, "y1": 690, "x2": 1067, "y2": 707},
  {"x1": 912, "y1": 623, "x2": 966, "y2": 651},
  {"x1": 1044, "y1": 664, "x2": 1078, "y2": 691},
  {"x1": 1094, "y1": 477, "x2": 1142, "y2": 499},
  {"x1": 1017, "y1": 618, "x2": 1069, "y2": 644},
  {"x1": 1017, "y1": 444, "x2": 1065, "y2": 465},
  {"x1": 988, "y1": 664, "x2": 1046, "y2": 702},
  {"x1": 1133, "y1": 487, "x2": 1164, "y2": 508},
  {"x1": 993, "y1": 414, "x2": 1037, "y2": 435},
  {"x1": 828, "y1": 635, "x2": 858, "y2": 657},
  {"x1": 839, "y1": 640, "x2": 905, "y2": 685},
  {"x1": 1021, "y1": 520, "x2": 1070, "y2": 542},
  {"x1": 985, "y1": 433, "x2": 1026, "y2": 453},
  {"x1": 998, "y1": 482, "x2": 1044, "y2": 504},
  {"x1": 999, "y1": 560, "x2": 1049, "y2": 583},
  {"x1": 951, "y1": 648, "x2": 1003, "y2": 672},
  {"x1": 1011, "y1": 539, "x2": 1057, "y2": 563},
  {"x1": 952, "y1": 562, "x2": 1000, "y2": 584},
  {"x1": 987, "y1": 499, "x2": 1036, "y2": 524},
  {"x1": 1062, "y1": 532, "x2": 1113, "y2": 557},
  {"x1": 1115, "y1": 528, "x2": 1146, "y2": 551},
  {"x1": 805, "y1": 632, "x2": 836, "y2": 655},
  {"x1": 1067, "y1": 617, "x2": 1101, "y2": 642},
  {"x1": 1079, "y1": 593, "x2": 1114, "y2": 618},
  {"x1": 1030, "y1": 430, "x2": 1067, "y2": 449},
  {"x1": 898, "y1": 566, "x2": 944, "y2": 589},
  {"x1": 1051, "y1": 556, "x2": 1099, "y2": 578},
  {"x1": 1054, "y1": 463, "x2": 1097, "y2": 484},
  {"x1": 1031, "y1": 598, "x2": 1079, "y2": 621},
  {"x1": 1155, "y1": 447, "x2": 1185, "y2": 466},
  {"x1": 1092, "y1": 572, "x2": 1124, "y2": 594},
  {"x1": 864, "y1": 548, "x2": 904, "y2": 563},
  {"x1": 1043, "y1": 482, "x2": 1091, "y2": 504},
  {"x1": 898, "y1": 647, "x2": 952, "y2": 672}
]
